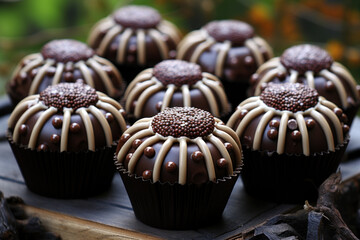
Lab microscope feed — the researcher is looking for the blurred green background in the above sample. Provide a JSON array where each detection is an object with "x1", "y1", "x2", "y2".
[{"x1": 0, "y1": 0, "x2": 359, "y2": 96}]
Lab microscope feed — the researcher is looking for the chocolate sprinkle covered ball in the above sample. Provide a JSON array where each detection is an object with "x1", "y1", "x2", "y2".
[
  {"x1": 41, "y1": 39, "x2": 95, "y2": 63},
  {"x1": 280, "y1": 45, "x2": 333, "y2": 74},
  {"x1": 260, "y1": 83, "x2": 319, "y2": 112},
  {"x1": 7, "y1": 39, "x2": 124, "y2": 104},
  {"x1": 153, "y1": 60, "x2": 202, "y2": 87},
  {"x1": 204, "y1": 20, "x2": 255, "y2": 45},
  {"x1": 250, "y1": 44, "x2": 360, "y2": 125},
  {"x1": 151, "y1": 107, "x2": 215, "y2": 138},
  {"x1": 39, "y1": 82, "x2": 98, "y2": 112},
  {"x1": 124, "y1": 60, "x2": 230, "y2": 120},
  {"x1": 113, "y1": 5, "x2": 161, "y2": 29}
]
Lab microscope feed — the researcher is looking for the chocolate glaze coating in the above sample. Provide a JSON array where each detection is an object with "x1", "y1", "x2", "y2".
[
  {"x1": 280, "y1": 44, "x2": 333, "y2": 74},
  {"x1": 113, "y1": 5, "x2": 161, "y2": 29},
  {"x1": 153, "y1": 60, "x2": 202, "y2": 86},
  {"x1": 204, "y1": 20, "x2": 254, "y2": 45},
  {"x1": 41, "y1": 39, "x2": 95, "y2": 63}
]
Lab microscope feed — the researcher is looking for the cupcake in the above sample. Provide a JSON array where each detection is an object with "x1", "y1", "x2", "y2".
[
  {"x1": 88, "y1": 5, "x2": 182, "y2": 83},
  {"x1": 7, "y1": 82, "x2": 127, "y2": 198},
  {"x1": 249, "y1": 44, "x2": 360, "y2": 125},
  {"x1": 227, "y1": 83, "x2": 349, "y2": 203},
  {"x1": 177, "y1": 20, "x2": 273, "y2": 107},
  {"x1": 115, "y1": 107, "x2": 242, "y2": 229},
  {"x1": 7, "y1": 39, "x2": 124, "y2": 105},
  {"x1": 123, "y1": 59, "x2": 230, "y2": 122}
]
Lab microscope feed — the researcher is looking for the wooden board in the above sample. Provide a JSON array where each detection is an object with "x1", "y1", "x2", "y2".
[{"x1": 0, "y1": 111, "x2": 359, "y2": 239}]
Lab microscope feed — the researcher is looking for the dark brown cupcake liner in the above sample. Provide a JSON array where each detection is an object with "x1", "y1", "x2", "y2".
[
  {"x1": 116, "y1": 161, "x2": 240, "y2": 230},
  {"x1": 344, "y1": 102, "x2": 360, "y2": 127},
  {"x1": 8, "y1": 134, "x2": 117, "y2": 199},
  {"x1": 240, "y1": 137, "x2": 349, "y2": 204}
]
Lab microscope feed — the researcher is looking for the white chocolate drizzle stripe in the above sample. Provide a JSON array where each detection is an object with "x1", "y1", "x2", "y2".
[
  {"x1": 76, "y1": 61, "x2": 95, "y2": 87},
  {"x1": 160, "y1": 20, "x2": 182, "y2": 43},
  {"x1": 148, "y1": 29, "x2": 169, "y2": 59},
  {"x1": 305, "y1": 71, "x2": 315, "y2": 89},
  {"x1": 134, "y1": 83, "x2": 163, "y2": 118},
  {"x1": 244, "y1": 38, "x2": 264, "y2": 66},
  {"x1": 190, "y1": 39, "x2": 215, "y2": 63},
  {"x1": 97, "y1": 94, "x2": 122, "y2": 109},
  {"x1": 309, "y1": 110, "x2": 335, "y2": 152},
  {"x1": 152, "y1": 137, "x2": 174, "y2": 182},
  {"x1": 125, "y1": 79, "x2": 157, "y2": 111},
  {"x1": 295, "y1": 114, "x2": 309, "y2": 156},
  {"x1": 178, "y1": 138, "x2": 187, "y2": 185},
  {"x1": 321, "y1": 98, "x2": 337, "y2": 109},
  {"x1": 87, "y1": 17, "x2": 114, "y2": 47},
  {"x1": 216, "y1": 123, "x2": 241, "y2": 148},
  {"x1": 253, "y1": 36, "x2": 274, "y2": 58},
  {"x1": 117, "y1": 28, "x2": 133, "y2": 64},
  {"x1": 20, "y1": 54, "x2": 44, "y2": 74},
  {"x1": 98, "y1": 25, "x2": 122, "y2": 56},
  {"x1": 124, "y1": 70, "x2": 153, "y2": 98},
  {"x1": 89, "y1": 105, "x2": 112, "y2": 146},
  {"x1": 319, "y1": 69, "x2": 348, "y2": 108},
  {"x1": 256, "y1": 58, "x2": 280, "y2": 74},
  {"x1": 254, "y1": 68, "x2": 279, "y2": 95},
  {"x1": 28, "y1": 107, "x2": 57, "y2": 149},
  {"x1": 236, "y1": 106, "x2": 264, "y2": 136},
  {"x1": 117, "y1": 129, "x2": 153, "y2": 162},
  {"x1": 253, "y1": 111, "x2": 274, "y2": 150},
  {"x1": 124, "y1": 122, "x2": 150, "y2": 135},
  {"x1": 13, "y1": 103, "x2": 47, "y2": 143},
  {"x1": 213, "y1": 128, "x2": 242, "y2": 166},
  {"x1": 29, "y1": 60, "x2": 55, "y2": 95},
  {"x1": 209, "y1": 134, "x2": 233, "y2": 175},
  {"x1": 203, "y1": 78, "x2": 229, "y2": 113},
  {"x1": 77, "y1": 108, "x2": 95, "y2": 151},
  {"x1": 60, "y1": 108, "x2": 72, "y2": 152},
  {"x1": 239, "y1": 96, "x2": 259, "y2": 107},
  {"x1": 8, "y1": 95, "x2": 38, "y2": 128},
  {"x1": 316, "y1": 105, "x2": 343, "y2": 144},
  {"x1": 128, "y1": 135, "x2": 160, "y2": 173},
  {"x1": 161, "y1": 84, "x2": 175, "y2": 111},
  {"x1": 136, "y1": 29, "x2": 146, "y2": 65},
  {"x1": 87, "y1": 58, "x2": 115, "y2": 97},
  {"x1": 96, "y1": 101, "x2": 127, "y2": 133},
  {"x1": 331, "y1": 64, "x2": 360, "y2": 99},
  {"x1": 11, "y1": 54, "x2": 40, "y2": 80},
  {"x1": 52, "y1": 62, "x2": 64, "y2": 85},
  {"x1": 289, "y1": 70, "x2": 299, "y2": 83},
  {"x1": 202, "y1": 72, "x2": 219, "y2": 82},
  {"x1": 195, "y1": 138, "x2": 216, "y2": 182},
  {"x1": 215, "y1": 41, "x2": 231, "y2": 77},
  {"x1": 277, "y1": 112, "x2": 289, "y2": 154},
  {"x1": 181, "y1": 85, "x2": 191, "y2": 107},
  {"x1": 195, "y1": 81, "x2": 219, "y2": 116},
  {"x1": 177, "y1": 31, "x2": 206, "y2": 59},
  {"x1": 93, "y1": 56, "x2": 123, "y2": 85}
]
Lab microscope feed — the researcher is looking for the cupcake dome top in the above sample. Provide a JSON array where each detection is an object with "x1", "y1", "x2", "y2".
[
  {"x1": 260, "y1": 83, "x2": 319, "y2": 112},
  {"x1": 113, "y1": 5, "x2": 161, "y2": 29},
  {"x1": 8, "y1": 82, "x2": 127, "y2": 152},
  {"x1": 151, "y1": 107, "x2": 215, "y2": 138},
  {"x1": 153, "y1": 60, "x2": 202, "y2": 86},
  {"x1": 41, "y1": 39, "x2": 95, "y2": 63},
  {"x1": 204, "y1": 20, "x2": 255, "y2": 44},
  {"x1": 280, "y1": 44, "x2": 333, "y2": 74},
  {"x1": 116, "y1": 107, "x2": 242, "y2": 185}
]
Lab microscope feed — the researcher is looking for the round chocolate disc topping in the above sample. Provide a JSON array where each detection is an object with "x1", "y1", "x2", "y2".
[
  {"x1": 39, "y1": 82, "x2": 98, "y2": 111},
  {"x1": 113, "y1": 5, "x2": 161, "y2": 29},
  {"x1": 153, "y1": 60, "x2": 202, "y2": 87},
  {"x1": 151, "y1": 107, "x2": 215, "y2": 138},
  {"x1": 204, "y1": 20, "x2": 254, "y2": 44},
  {"x1": 260, "y1": 83, "x2": 319, "y2": 112},
  {"x1": 41, "y1": 39, "x2": 95, "y2": 63},
  {"x1": 280, "y1": 44, "x2": 333, "y2": 74}
]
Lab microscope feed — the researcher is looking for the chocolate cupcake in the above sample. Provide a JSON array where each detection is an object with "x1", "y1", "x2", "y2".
[
  {"x1": 249, "y1": 44, "x2": 360, "y2": 125},
  {"x1": 123, "y1": 60, "x2": 230, "y2": 122},
  {"x1": 7, "y1": 39, "x2": 124, "y2": 105},
  {"x1": 177, "y1": 20, "x2": 273, "y2": 107},
  {"x1": 7, "y1": 82, "x2": 127, "y2": 198},
  {"x1": 227, "y1": 83, "x2": 349, "y2": 203},
  {"x1": 115, "y1": 107, "x2": 242, "y2": 229},
  {"x1": 88, "y1": 5, "x2": 182, "y2": 83}
]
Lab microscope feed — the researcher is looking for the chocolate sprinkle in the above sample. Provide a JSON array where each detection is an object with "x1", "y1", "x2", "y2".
[
  {"x1": 52, "y1": 117, "x2": 62, "y2": 129},
  {"x1": 260, "y1": 83, "x2": 319, "y2": 112},
  {"x1": 151, "y1": 107, "x2": 215, "y2": 138},
  {"x1": 41, "y1": 39, "x2": 94, "y2": 63},
  {"x1": 142, "y1": 170, "x2": 152, "y2": 180},
  {"x1": 39, "y1": 82, "x2": 98, "y2": 111},
  {"x1": 280, "y1": 44, "x2": 333, "y2": 74},
  {"x1": 153, "y1": 60, "x2": 202, "y2": 87},
  {"x1": 113, "y1": 5, "x2": 161, "y2": 29},
  {"x1": 165, "y1": 161, "x2": 177, "y2": 172},
  {"x1": 191, "y1": 151, "x2": 204, "y2": 162},
  {"x1": 204, "y1": 20, "x2": 254, "y2": 45}
]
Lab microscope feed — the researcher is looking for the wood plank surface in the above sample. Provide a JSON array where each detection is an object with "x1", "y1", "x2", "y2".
[{"x1": 0, "y1": 111, "x2": 359, "y2": 239}]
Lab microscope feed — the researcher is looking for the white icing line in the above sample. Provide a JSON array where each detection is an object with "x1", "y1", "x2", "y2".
[
  {"x1": 178, "y1": 137, "x2": 187, "y2": 185},
  {"x1": 305, "y1": 71, "x2": 315, "y2": 89},
  {"x1": 195, "y1": 138, "x2": 216, "y2": 182},
  {"x1": 181, "y1": 85, "x2": 191, "y2": 107},
  {"x1": 134, "y1": 82, "x2": 163, "y2": 118},
  {"x1": 28, "y1": 107, "x2": 57, "y2": 149},
  {"x1": 77, "y1": 108, "x2": 95, "y2": 151},
  {"x1": 213, "y1": 128, "x2": 242, "y2": 167},
  {"x1": 87, "y1": 58, "x2": 116, "y2": 97},
  {"x1": 8, "y1": 95, "x2": 38, "y2": 128},
  {"x1": 20, "y1": 54, "x2": 44, "y2": 74},
  {"x1": 136, "y1": 29, "x2": 146, "y2": 65},
  {"x1": 319, "y1": 69, "x2": 348, "y2": 108},
  {"x1": 125, "y1": 79, "x2": 157, "y2": 112},
  {"x1": 209, "y1": 134, "x2": 233, "y2": 175},
  {"x1": 215, "y1": 41, "x2": 231, "y2": 77},
  {"x1": 189, "y1": 39, "x2": 215, "y2": 63},
  {"x1": 216, "y1": 123, "x2": 241, "y2": 148},
  {"x1": 253, "y1": 110, "x2": 274, "y2": 150},
  {"x1": 88, "y1": 17, "x2": 114, "y2": 47},
  {"x1": 161, "y1": 84, "x2": 175, "y2": 111},
  {"x1": 177, "y1": 30, "x2": 206, "y2": 59},
  {"x1": 253, "y1": 36, "x2": 274, "y2": 58},
  {"x1": 239, "y1": 96, "x2": 259, "y2": 107},
  {"x1": 244, "y1": 38, "x2": 264, "y2": 66},
  {"x1": 295, "y1": 113, "x2": 309, "y2": 156},
  {"x1": 195, "y1": 81, "x2": 219, "y2": 116},
  {"x1": 309, "y1": 109, "x2": 335, "y2": 152},
  {"x1": 148, "y1": 29, "x2": 169, "y2": 59},
  {"x1": 160, "y1": 20, "x2": 182, "y2": 43},
  {"x1": 60, "y1": 108, "x2": 72, "y2": 152},
  {"x1": 96, "y1": 101, "x2": 127, "y2": 133},
  {"x1": 277, "y1": 112, "x2": 289, "y2": 154},
  {"x1": 289, "y1": 70, "x2": 298, "y2": 84},
  {"x1": 203, "y1": 78, "x2": 229, "y2": 114},
  {"x1": 29, "y1": 59, "x2": 55, "y2": 95},
  {"x1": 93, "y1": 56, "x2": 123, "y2": 85},
  {"x1": 97, "y1": 94, "x2": 123, "y2": 109},
  {"x1": 11, "y1": 53, "x2": 40, "y2": 80},
  {"x1": 236, "y1": 106, "x2": 264, "y2": 137},
  {"x1": 317, "y1": 105, "x2": 343, "y2": 144},
  {"x1": 152, "y1": 137, "x2": 174, "y2": 182},
  {"x1": 254, "y1": 68, "x2": 279, "y2": 95},
  {"x1": 116, "y1": 28, "x2": 133, "y2": 64},
  {"x1": 89, "y1": 105, "x2": 112, "y2": 146},
  {"x1": 256, "y1": 57, "x2": 280, "y2": 74},
  {"x1": 331, "y1": 63, "x2": 360, "y2": 100},
  {"x1": 124, "y1": 70, "x2": 153, "y2": 98},
  {"x1": 52, "y1": 62, "x2": 64, "y2": 85},
  {"x1": 76, "y1": 61, "x2": 95, "y2": 87},
  {"x1": 97, "y1": 25, "x2": 122, "y2": 56}
]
